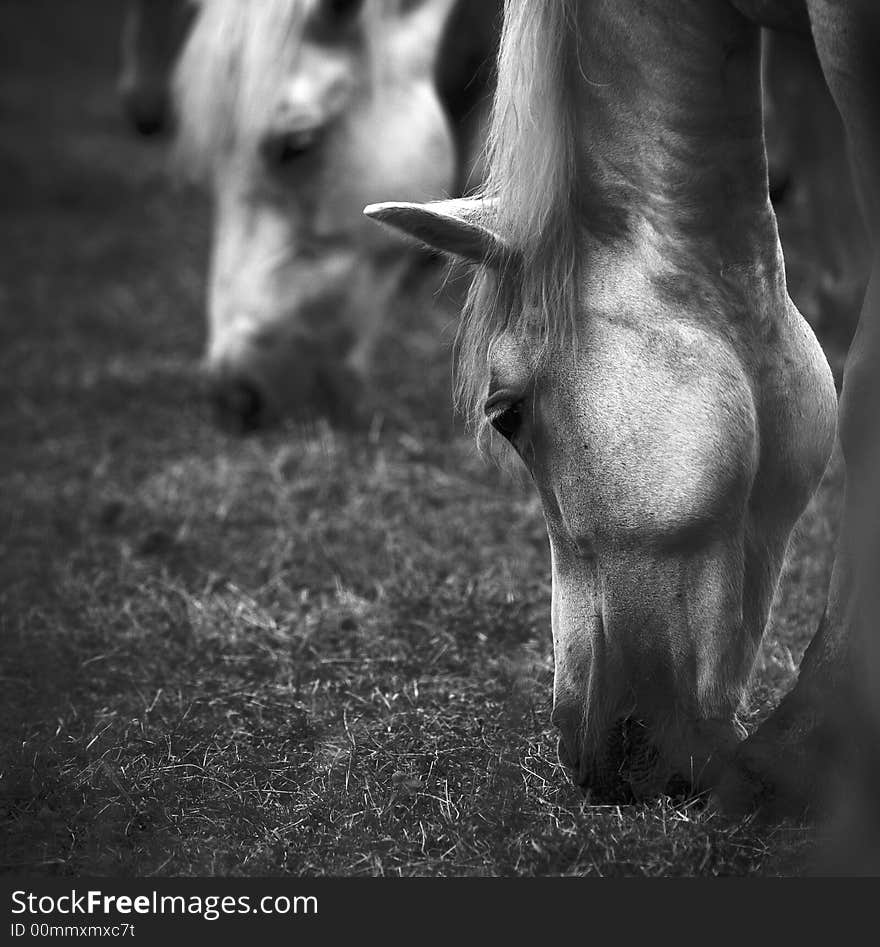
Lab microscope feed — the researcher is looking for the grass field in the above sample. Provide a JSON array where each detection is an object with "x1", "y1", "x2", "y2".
[{"x1": 0, "y1": 2, "x2": 867, "y2": 876}]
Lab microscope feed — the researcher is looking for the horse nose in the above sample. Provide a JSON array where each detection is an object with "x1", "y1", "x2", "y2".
[{"x1": 209, "y1": 376, "x2": 266, "y2": 433}]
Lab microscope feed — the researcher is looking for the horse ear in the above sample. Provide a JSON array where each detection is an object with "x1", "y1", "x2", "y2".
[{"x1": 363, "y1": 197, "x2": 508, "y2": 265}]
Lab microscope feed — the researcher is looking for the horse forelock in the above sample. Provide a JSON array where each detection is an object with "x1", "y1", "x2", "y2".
[
  {"x1": 172, "y1": 0, "x2": 305, "y2": 178},
  {"x1": 455, "y1": 0, "x2": 592, "y2": 436},
  {"x1": 172, "y1": 0, "x2": 403, "y2": 180}
]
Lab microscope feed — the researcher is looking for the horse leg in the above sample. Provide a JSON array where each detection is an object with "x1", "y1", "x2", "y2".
[
  {"x1": 717, "y1": 1, "x2": 880, "y2": 845},
  {"x1": 717, "y1": 273, "x2": 880, "y2": 821}
]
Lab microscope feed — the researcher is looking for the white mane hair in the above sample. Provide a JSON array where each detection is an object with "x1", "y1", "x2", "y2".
[{"x1": 456, "y1": 0, "x2": 592, "y2": 433}]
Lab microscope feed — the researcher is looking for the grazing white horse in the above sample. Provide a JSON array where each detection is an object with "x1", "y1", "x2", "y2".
[
  {"x1": 367, "y1": 0, "x2": 879, "y2": 814},
  {"x1": 172, "y1": 0, "x2": 500, "y2": 430}
]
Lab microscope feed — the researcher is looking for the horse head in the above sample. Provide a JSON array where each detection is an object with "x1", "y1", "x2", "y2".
[
  {"x1": 366, "y1": 0, "x2": 838, "y2": 801},
  {"x1": 174, "y1": 0, "x2": 498, "y2": 429}
]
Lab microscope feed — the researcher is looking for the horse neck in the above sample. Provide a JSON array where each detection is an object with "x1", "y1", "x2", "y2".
[{"x1": 578, "y1": 0, "x2": 782, "y2": 292}]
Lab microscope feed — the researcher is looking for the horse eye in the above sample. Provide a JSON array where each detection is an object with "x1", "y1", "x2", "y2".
[
  {"x1": 487, "y1": 401, "x2": 523, "y2": 441},
  {"x1": 324, "y1": 0, "x2": 364, "y2": 20}
]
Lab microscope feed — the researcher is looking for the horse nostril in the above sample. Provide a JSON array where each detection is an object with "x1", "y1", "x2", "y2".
[{"x1": 210, "y1": 378, "x2": 265, "y2": 433}]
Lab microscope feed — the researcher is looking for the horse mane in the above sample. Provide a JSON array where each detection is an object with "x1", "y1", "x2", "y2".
[
  {"x1": 172, "y1": 0, "x2": 408, "y2": 181},
  {"x1": 455, "y1": 0, "x2": 591, "y2": 435}
]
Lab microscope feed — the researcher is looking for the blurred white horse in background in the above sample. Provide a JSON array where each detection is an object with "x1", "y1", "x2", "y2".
[{"x1": 170, "y1": 0, "x2": 500, "y2": 430}]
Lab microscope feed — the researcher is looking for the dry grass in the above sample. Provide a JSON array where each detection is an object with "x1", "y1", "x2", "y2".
[{"x1": 0, "y1": 2, "x2": 864, "y2": 876}]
